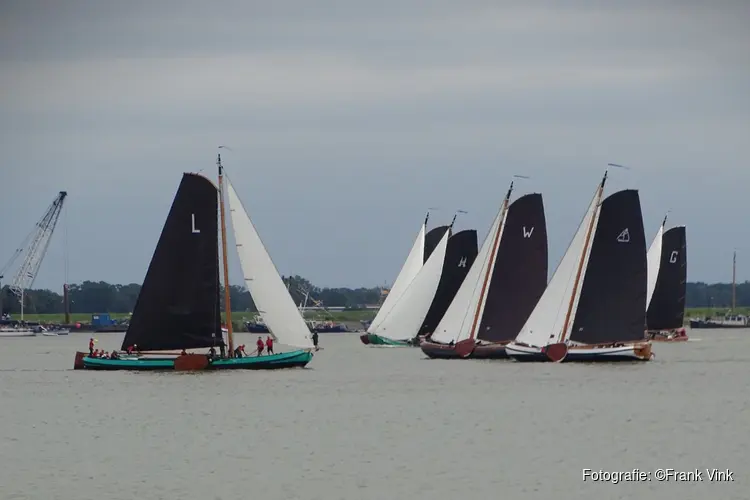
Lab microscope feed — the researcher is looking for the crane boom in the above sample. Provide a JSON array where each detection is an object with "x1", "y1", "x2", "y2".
[{"x1": 6, "y1": 191, "x2": 68, "y2": 301}]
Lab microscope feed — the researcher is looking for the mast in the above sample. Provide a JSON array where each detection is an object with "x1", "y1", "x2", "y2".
[
  {"x1": 217, "y1": 154, "x2": 235, "y2": 356},
  {"x1": 468, "y1": 181, "x2": 513, "y2": 339},
  {"x1": 559, "y1": 171, "x2": 607, "y2": 343},
  {"x1": 63, "y1": 284, "x2": 70, "y2": 324},
  {"x1": 732, "y1": 250, "x2": 736, "y2": 311}
]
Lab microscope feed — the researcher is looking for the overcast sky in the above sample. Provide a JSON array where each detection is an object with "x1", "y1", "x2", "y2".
[{"x1": 1, "y1": 0, "x2": 748, "y2": 292}]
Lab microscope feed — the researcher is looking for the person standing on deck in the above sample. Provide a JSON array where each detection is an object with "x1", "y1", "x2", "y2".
[
  {"x1": 88, "y1": 338, "x2": 95, "y2": 356},
  {"x1": 256, "y1": 337, "x2": 264, "y2": 356},
  {"x1": 266, "y1": 336, "x2": 274, "y2": 355},
  {"x1": 312, "y1": 331, "x2": 319, "y2": 349}
]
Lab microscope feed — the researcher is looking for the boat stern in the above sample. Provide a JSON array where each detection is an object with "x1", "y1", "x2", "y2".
[{"x1": 73, "y1": 351, "x2": 86, "y2": 370}]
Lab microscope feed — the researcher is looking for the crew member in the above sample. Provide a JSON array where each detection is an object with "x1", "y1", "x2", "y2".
[
  {"x1": 312, "y1": 331, "x2": 319, "y2": 349},
  {"x1": 234, "y1": 345, "x2": 243, "y2": 358},
  {"x1": 89, "y1": 338, "x2": 95, "y2": 356},
  {"x1": 265, "y1": 336, "x2": 274, "y2": 355},
  {"x1": 256, "y1": 337, "x2": 264, "y2": 356}
]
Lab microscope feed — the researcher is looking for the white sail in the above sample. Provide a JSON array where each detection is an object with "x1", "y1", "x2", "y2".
[
  {"x1": 512, "y1": 189, "x2": 601, "y2": 347},
  {"x1": 646, "y1": 223, "x2": 664, "y2": 309},
  {"x1": 367, "y1": 221, "x2": 426, "y2": 334},
  {"x1": 431, "y1": 203, "x2": 507, "y2": 344},
  {"x1": 369, "y1": 229, "x2": 450, "y2": 341},
  {"x1": 226, "y1": 180, "x2": 314, "y2": 349}
]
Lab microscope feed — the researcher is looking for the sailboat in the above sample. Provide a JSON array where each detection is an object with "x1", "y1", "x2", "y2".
[
  {"x1": 421, "y1": 182, "x2": 548, "y2": 359},
  {"x1": 506, "y1": 171, "x2": 654, "y2": 362},
  {"x1": 645, "y1": 217, "x2": 688, "y2": 341},
  {"x1": 361, "y1": 219, "x2": 477, "y2": 346},
  {"x1": 689, "y1": 250, "x2": 749, "y2": 329},
  {"x1": 359, "y1": 214, "x2": 448, "y2": 345},
  {"x1": 73, "y1": 155, "x2": 315, "y2": 370}
]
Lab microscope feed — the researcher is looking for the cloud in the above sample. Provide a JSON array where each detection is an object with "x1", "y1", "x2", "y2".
[{"x1": 1, "y1": 0, "x2": 749, "y2": 289}]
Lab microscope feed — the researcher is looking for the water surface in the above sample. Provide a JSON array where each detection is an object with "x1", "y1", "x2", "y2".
[{"x1": 0, "y1": 330, "x2": 746, "y2": 499}]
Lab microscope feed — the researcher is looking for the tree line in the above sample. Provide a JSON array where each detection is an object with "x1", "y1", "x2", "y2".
[
  {"x1": 0, "y1": 275, "x2": 384, "y2": 315},
  {"x1": 0, "y1": 278, "x2": 748, "y2": 315}
]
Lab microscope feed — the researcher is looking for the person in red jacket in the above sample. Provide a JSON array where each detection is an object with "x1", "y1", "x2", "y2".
[
  {"x1": 256, "y1": 337, "x2": 264, "y2": 356},
  {"x1": 265, "y1": 336, "x2": 274, "y2": 355},
  {"x1": 88, "y1": 338, "x2": 95, "y2": 356}
]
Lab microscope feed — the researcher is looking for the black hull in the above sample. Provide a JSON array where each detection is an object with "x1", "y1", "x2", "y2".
[
  {"x1": 312, "y1": 326, "x2": 348, "y2": 333},
  {"x1": 245, "y1": 322, "x2": 270, "y2": 333}
]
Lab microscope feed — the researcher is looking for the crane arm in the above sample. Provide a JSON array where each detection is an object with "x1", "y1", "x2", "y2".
[{"x1": 7, "y1": 191, "x2": 67, "y2": 297}]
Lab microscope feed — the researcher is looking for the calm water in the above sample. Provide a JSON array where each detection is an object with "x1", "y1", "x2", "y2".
[{"x1": 0, "y1": 330, "x2": 746, "y2": 500}]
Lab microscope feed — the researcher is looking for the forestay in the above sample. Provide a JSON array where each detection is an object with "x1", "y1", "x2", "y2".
[
  {"x1": 367, "y1": 221, "x2": 426, "y2": 334},
  {"x1": 369, "y1": 230, "x2": 450, "y2": 341},
  {"x1": 226, "y1": 180, "x2": 313, "y2": 349},
  {"x1": 430, "y1": 203, "x2": 506, "y2": 344},
  {"x1": 512, "y1": 188, "x2": 601, "y2": 347}
]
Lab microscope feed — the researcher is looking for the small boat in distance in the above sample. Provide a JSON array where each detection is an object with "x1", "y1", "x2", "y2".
[
  {"x1": 689, "y1": 250, "x2": 749, "y2": 330},
  {"x1": 645, "y1": 217, "x2": 688, "y2": 341},
  {"x1": 74, "y1": 154, "x2": 315, "y2": 371},
  {"x1": 421, "y1": 182, "x2": 548, "y2": 359},
  {"x1": 0, "y1": 325, "x2": 36, "y2": 337},
  {"x1": 506, "y1": 170, "x2": 653, "y2": 362}
]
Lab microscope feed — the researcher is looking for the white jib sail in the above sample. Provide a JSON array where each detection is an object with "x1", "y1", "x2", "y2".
[
  {"x1": 430, "y1": 203, "x2": 507, "y2": 344},
  {"x1": 369, "y1": 229, "x2": 450, "y2": 341},
  {"x1": 512, "y1": 188, "x2": 601, "y2": 348},
  {"x1": 227, "y1": 180, "x2": 314, "y2": 349},
  {"x1": 367, "y1": 221, "x2": 426, "y2": 334},
  {"x1": 645, "y1": 223, "x2": 664, "y2": 310}
]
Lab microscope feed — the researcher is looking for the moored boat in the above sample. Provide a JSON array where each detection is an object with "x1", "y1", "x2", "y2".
[
  {"x1": 0, "y1": 327, "x2": 36, "y2": 337},
  {"x1": 74, "y1": 154, "x2": 315, "y2": 371},
  {"x1": 422, "y1": 180, "x2": 548, "y2": 359},
  {"x1": 688, "y1": 251, "x2": 748, "y2": 330},
  {"x1": 506, "y1": 169, "x2": 653, "y2": 362},
  {"x1": 645, "y1": 218, "x2": 688, "y2": 341}
]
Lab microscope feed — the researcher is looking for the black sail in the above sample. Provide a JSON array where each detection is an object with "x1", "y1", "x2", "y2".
[
  {"x1": 646, "y1": 226, "x2": 687, "y2": 330},
  {"x1": 570, "y1": 189, "x2": 647, "y2": 344},
  {"x1": 121, "y1": 173, "x2": 223, "y2": 351},
  {"x1": 424, "y1": 225, "x2": 449, "y2": 263},
  {"x1": 420, "y1": 229, "x2": 479, "y2": 335},
  {"x1": 477, "y1": 194, "x2": 548, "y2": 342}
]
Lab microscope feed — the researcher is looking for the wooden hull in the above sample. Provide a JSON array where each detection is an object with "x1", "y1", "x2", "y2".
[
  {"x1": 359, "y1": 333, "x2": 415, "y2": 347},
  {"x1": 647, "y1": 328, "x2": 688, "y2": 342},
  {"x1": 73, "y1": 350, "x2": 313, "y2": 371},
  {"x1": 420, "y1": 339, "x2": 509, "y2": 359},
  {"x1": 506, "y1": 341, "x2": 653, "y2": 362}
]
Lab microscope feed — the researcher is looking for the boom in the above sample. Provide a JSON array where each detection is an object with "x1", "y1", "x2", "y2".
[{"x1": 2, "y1": 191, "x2": 68, "y2": 305}]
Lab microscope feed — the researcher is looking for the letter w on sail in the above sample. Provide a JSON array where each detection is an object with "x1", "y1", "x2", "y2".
[{"x1": 522, "y1": 226, "x2": 534, "y2": 238}]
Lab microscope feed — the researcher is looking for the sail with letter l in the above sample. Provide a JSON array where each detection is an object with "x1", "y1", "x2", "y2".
[{"x1": 122, "y1": 173, "x2": 223, "y2": 351}]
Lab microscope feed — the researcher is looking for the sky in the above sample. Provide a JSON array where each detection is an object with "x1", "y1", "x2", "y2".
[{"x1": 1, "y1": 0, "x2": 749, "y2": 292}]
